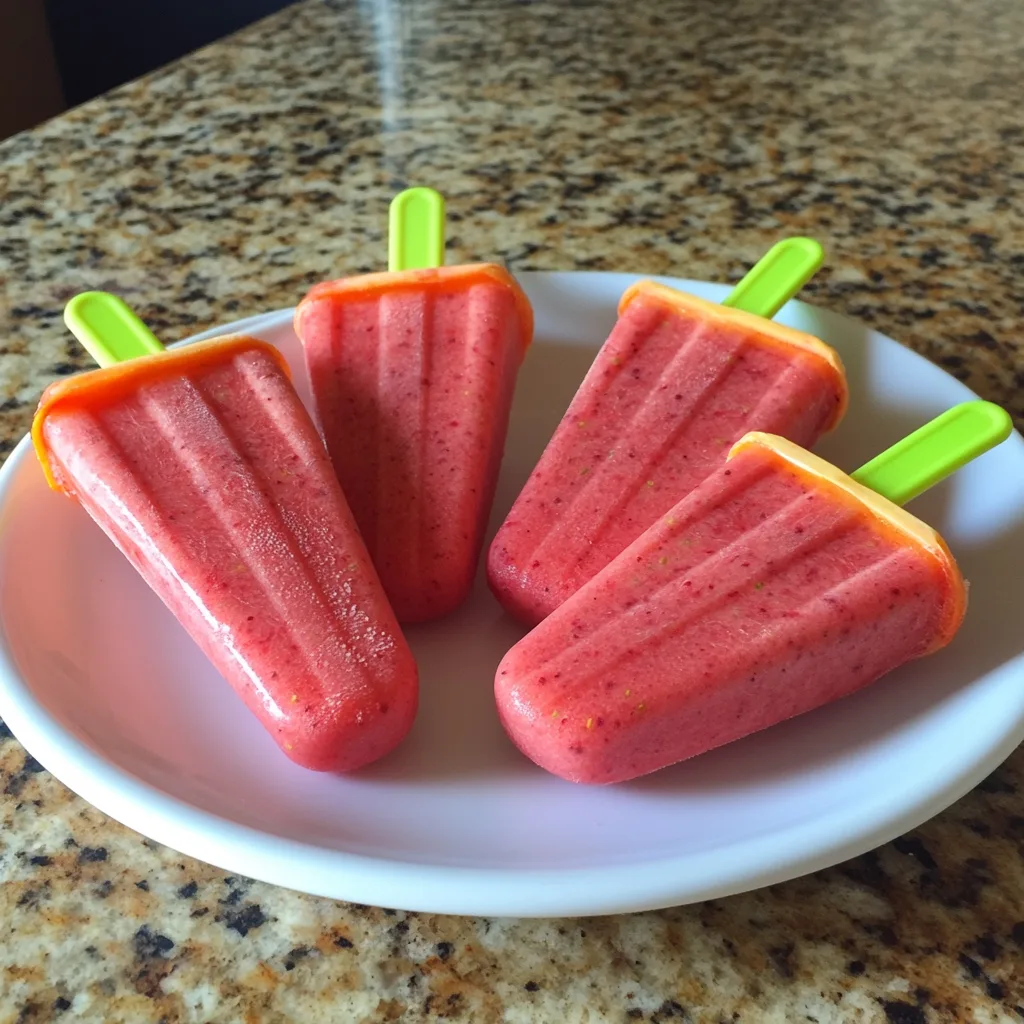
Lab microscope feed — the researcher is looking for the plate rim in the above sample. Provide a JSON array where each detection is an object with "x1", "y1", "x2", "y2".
[{"x1": 2, "y1": 270, "x2": 1023, "y2": 917}]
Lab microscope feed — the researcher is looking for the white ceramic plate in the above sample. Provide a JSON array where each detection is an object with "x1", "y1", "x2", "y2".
[{"x1": 1, "y1": 272, "x2": 1023, "y2": 918}]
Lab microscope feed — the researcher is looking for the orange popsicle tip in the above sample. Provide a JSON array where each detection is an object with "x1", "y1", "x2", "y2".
[
  {"x1": 33, "y1": 335, "x2": 291, "y2": 492},
  {"x1": 619, "y1": 282, "x2": 848, "y2": 431},
  {"x1": 295, "y1": 264, "x2": 534, "y2": 354}
]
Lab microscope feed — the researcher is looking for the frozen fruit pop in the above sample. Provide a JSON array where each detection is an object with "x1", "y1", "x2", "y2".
[
  {"x1": 488, "y1": 239, "x2": 848, "y2": 625},
  {"x1": 495, "y1": 401, "x2": 1012, "y2": 784},
  {"x1": 295, "y1": 187, "x2": 533, "y2": 623},
  {"x1": 33, "y1": 292, "x2": 418, "y2": 773}
]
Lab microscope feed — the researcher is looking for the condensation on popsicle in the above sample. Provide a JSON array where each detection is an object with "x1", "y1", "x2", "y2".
[
  {"x1": 494, "y1": 402, "x2": 1011, "y2": 785},
  {"x1": 488, "y1": 242, "x2": 848, "y2": 626},
  {"x1": 33, "y1": 293, "x2": 418, "y2": 773},
  {"x1": 295, "y1": 188, "x2": 533, "y2": 623}
]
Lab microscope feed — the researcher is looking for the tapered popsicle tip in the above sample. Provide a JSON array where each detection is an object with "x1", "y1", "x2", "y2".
[
  {"x1": 388, "y1": 187, "x2": 446, "y2": 273},
  {"x1": 851, "y1": 400, "x2": 1013, "y2": 506},
  {"x1": 64, "y1": 291, "x2": 165, "y2": 368},
  {"x1": 722, "y1": 237, "x2": 825, "y2": 320}
]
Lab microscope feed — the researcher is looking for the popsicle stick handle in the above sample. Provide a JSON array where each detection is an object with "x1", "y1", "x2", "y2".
[
  {"x1": 388, "y1": 187, "x2": 445, "y2": 272},
  {"x1": 851, "y1": 401, "x2": 1012, "y2": 506},
  {"x1": 64, "y1": 291, "x2": 165, "y2": 368},
  {"x1": 722, "y1": 237, "x2": 824, "y2": 319}
]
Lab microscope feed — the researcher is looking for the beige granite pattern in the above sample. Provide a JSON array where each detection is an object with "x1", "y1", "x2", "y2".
[{"x1": 2, "y1": 0, "x2": 1024, "y2": 1020}]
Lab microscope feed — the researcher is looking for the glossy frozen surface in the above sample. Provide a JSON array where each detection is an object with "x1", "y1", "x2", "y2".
[{"x1": 41, "y1": 344, "x2": 417, "y2": 772}]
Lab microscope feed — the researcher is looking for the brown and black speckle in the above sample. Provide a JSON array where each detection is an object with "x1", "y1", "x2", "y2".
[{"x1": 2, "y1": 0, "x2": 1024, "y2": 1019}]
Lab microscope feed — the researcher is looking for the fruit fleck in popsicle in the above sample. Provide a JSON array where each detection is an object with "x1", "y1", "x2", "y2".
[
  {"x1": 495, "y1": 402, "x2": 1011, "y2": 784},
  {"x1": 33, "y1": 292, "x2": 418, "y2": 773},
  {"x1": 294, "y1": 187, "x2": 533, "y2": 623},
  {"x1": 488, "y1": 239, "x2": 848, "y2": 625}
]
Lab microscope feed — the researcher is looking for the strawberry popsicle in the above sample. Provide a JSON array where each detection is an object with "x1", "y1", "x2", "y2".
[
  {"x1": 34, "y1": 292, "x2": 418, "y2": 773},
  {"x1": 495, "y1": 402, "x2": 1011, "y2": 784},
  {"x1": 295, "y1": 188, "x2": 533, "y2": 623},
  {"x1": 488, "y1": 240, "x2": 848, "y2": 626}
]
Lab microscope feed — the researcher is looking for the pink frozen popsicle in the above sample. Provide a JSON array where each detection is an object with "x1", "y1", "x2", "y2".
[
  {"x1": 489, "y1": 243, "x2": 847, "y2": 626},
  {"x1": 295, "y1": 188, "x2": 533, "y2": 622},
  {"x1": 495, "y1": 403, "x2": 1010, "y2": 784},
  {"x1": 33, "y1": 293, "x2": 418, "y2": 773}
]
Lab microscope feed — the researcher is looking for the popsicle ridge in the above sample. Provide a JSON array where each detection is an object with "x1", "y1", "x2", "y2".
[
  {"x1": 504, "y1": 314, "x2": 746, "y2": 584},
  {"x1": 499, "y1": 462, "x2": 883, "y2": 701},
  {"x1": 154, "y1": 392, "x2": 368, "y2": 715},
  {"x1": 373, "y1": 288, "x2": 427, "y2": 603},
  {"x1": 621, "y1": 281, "x2": 848, "y2": 430},
  {"x1": 526, "y1": 313, "x2": 843, "y2": 577},
  {"x1": 195, "y1": 356, "x2": 399, "y2": 676}
]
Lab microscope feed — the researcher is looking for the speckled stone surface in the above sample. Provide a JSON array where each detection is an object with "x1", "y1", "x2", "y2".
[{"x1": 2, "y1": 0, "x2": 1024, "y2": 1020}]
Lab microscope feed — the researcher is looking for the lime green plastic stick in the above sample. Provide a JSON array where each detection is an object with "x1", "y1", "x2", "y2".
[
  {"x1": 388, "y1": 187, "x2": 445, "y2": 273},
  {"x1": 64, "y1": 291, "x2": 164, "y2": 368},
  {"x1": 722, "y1": 237, "x2": 824, "y2": 319},
  {"x1": 851, "y1": 401, "x2": 1012, "y2": 506}
]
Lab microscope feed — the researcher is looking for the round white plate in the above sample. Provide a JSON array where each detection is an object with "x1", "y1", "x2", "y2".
[{"x1": 2, "y1": 272, "x2": 1023, "y2": 917}]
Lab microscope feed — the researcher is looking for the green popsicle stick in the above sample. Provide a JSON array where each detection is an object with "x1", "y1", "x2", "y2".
[
  {"x1": 64, "y1": 291, "x2": 165, "y2": 368},
  {"x1": 722, "y1": 237, "x2": 824, "y2": 319},
  {"x1": 851, "y1": 401, "x2": 1012, "y2": 506},
  {"x1": 388, "y1": 187, "x2": 445, "y2": 272}
]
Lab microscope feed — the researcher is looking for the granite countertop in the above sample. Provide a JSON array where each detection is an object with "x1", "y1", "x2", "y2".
[{"x1": 2, "y1": 0, "x2": 1024, "y2": 1020}]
